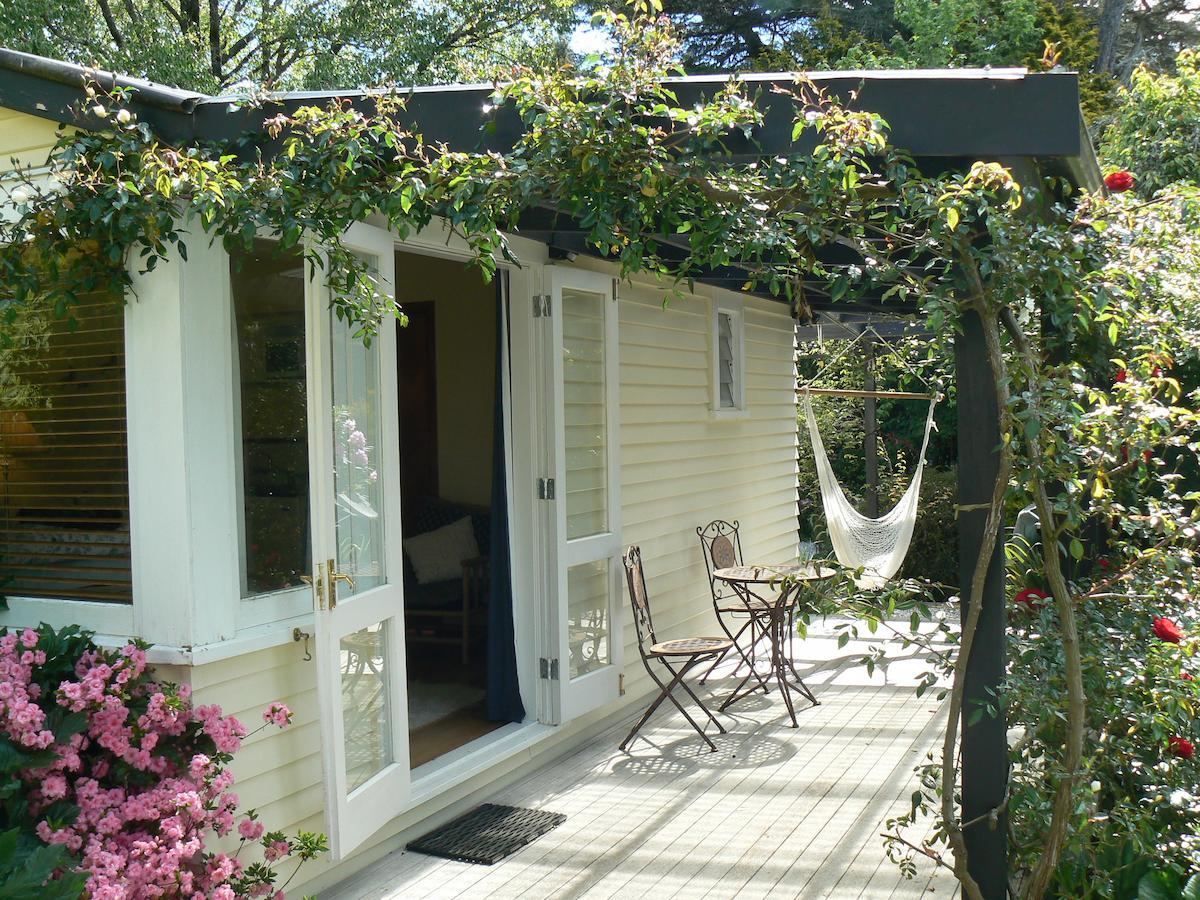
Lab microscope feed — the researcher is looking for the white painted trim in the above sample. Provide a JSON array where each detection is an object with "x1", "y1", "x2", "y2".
[
  {"x1": 543, "y1": 265, "x2": 623, "y2": 724},
  {"x1": 712, "y1": 292, "x2": 748, "y2": 414},
  {"x1": 0, "y1": 596, "x2": 134, "y2": 635},
  {"x1": 309, "y1": 222, "x2": 411, "y2": 862}
]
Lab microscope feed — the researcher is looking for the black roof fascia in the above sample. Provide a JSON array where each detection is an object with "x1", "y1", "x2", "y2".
[
  {"x1": 0, "y1": 48, "x2": 1084, "y2": 162},
  {"x1": 190, "y1": 71, "x2": 1082, "y2": 161},
  {"x1": 0, "y1": 47, "x2": 203, "y2": 143}
]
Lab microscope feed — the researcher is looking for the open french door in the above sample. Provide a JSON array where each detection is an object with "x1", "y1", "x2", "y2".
[
  {"x1": 538, "y1": 266, "x2": 623, "y2": 724},
  {"x1": 306, "y1": 223, "x2": 409, "y2": 860}
]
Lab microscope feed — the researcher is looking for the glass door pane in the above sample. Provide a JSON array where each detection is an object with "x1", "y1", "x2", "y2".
[
  {"x1": 341, "y1": 621, "x2": 393, "y2": 792},
  {"x1": 545, "y1": 267, "x2": 621, "y2": 723},
  {"x1": 567, "y1": 559, "x2": 611, "y2": 679},
  {"x1": 562, "y1": 287, "x2": 609, "y2": 540},
  {"x1": 330, "y1": 275, "x2": 385, "y2": 595}
]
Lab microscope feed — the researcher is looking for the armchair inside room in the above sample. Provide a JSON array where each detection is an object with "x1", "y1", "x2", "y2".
[{"x1": 402, "y1": 497, "x2": 491, "y2": 665}]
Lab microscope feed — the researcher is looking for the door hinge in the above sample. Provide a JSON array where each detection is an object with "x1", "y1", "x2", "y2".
[
  {"x1": 539, "y1": 657, "x2": 560, "y2": 680},
  {"x1": 612, "y1": 278, "x2": 620, "y2": 301},
  {"x1": 532, "y1": 294, "x2": 551, "y2": 318},
  {"x1": 537, "y1": 477, "x2": 556, "y2": 500}
]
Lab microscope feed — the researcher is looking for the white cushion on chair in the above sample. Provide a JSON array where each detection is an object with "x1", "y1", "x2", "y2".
[{"x1": 404, "y1": 516, "x2": 479, "y2": 585}]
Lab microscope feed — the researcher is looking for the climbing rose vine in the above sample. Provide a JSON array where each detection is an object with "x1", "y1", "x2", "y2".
[
  {"x1": 0, "y1": 624, "x2": 325, "y2": 896},
  {"x1": 1, "y1": 4, "x2": 1199, "y2": 897}
]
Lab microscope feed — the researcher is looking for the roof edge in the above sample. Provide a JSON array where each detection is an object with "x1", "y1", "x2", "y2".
[{"x1": 0, "y1": 47, "x2": 205, "y2": 113}]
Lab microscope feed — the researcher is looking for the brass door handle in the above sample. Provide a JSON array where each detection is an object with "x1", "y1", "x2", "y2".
[{"x1": 327, "y1": 557, "x2": 355, "y2": 607}]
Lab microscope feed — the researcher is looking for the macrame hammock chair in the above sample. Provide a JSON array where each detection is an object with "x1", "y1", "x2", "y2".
[{"x1": 801, "y1": 329, "x2": 939, "y2": 589}]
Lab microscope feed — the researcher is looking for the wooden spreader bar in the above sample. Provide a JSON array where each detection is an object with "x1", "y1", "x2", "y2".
[{"x1": 797, "y1": 387, "x2": 935, "y2": 400}]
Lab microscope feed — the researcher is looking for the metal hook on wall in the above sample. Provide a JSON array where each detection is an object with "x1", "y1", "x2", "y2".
[{"x1": 292, "y1": 627, "x2": 312, "y2": 662}]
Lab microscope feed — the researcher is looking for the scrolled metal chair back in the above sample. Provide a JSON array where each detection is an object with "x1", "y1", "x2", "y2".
[
  {"x1": 697, "y1": 519, "x2": 743, "y2": 602},
  {"x1": 622, "y1": 545, "x2": 657, "y2": 649}
]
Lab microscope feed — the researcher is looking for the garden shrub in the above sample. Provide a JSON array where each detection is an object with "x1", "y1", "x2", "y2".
[
  {"x1": 0, "y1": 623, "x2": 326, "y2": 897},
  {"x1": 1004, "y1": 556, "x2": 1200, "y2": 897},
  {"x1": 896, "y1": 466, "x2": 958, "y2": 592}
]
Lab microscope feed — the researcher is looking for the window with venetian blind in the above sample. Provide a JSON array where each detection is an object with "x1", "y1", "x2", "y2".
[
  {"x1": 714, "y1": 298, "x2": 745, "y2": 412},
  {"x1": 0, "y1": 293, "x2": 131, "y2": 603}
]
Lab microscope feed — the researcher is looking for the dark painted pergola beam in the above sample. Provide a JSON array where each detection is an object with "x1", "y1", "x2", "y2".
[{"x1": 0, "y1": 46, "x2": 1085, "y2": 169}]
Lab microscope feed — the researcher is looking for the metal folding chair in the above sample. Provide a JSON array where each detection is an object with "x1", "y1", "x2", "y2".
[
  {"x1": 696, "y1": 519, "x2": 779, "y2": 691},
  {"x1": 621, "y1": 545, "x2": 733, "y2": 753}
]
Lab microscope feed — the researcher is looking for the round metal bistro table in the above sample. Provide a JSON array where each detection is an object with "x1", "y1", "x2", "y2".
[{"x1": 712, "y1": 564, "x2": 837, "y2": 727}]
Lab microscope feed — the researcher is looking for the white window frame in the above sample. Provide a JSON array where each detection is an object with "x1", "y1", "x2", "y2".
[{"x1": 712, "y1": 294, "x2": 747, "y2": 416}]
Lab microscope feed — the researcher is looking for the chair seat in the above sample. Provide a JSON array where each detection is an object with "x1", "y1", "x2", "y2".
[{"x1": 650, "y1": 637, "x2": 733, "y2": 657}]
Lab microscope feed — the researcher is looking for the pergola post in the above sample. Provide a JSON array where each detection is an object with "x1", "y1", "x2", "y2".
[{"x1": 955, "y1": 308, "x2": 1009, "y2": 896}]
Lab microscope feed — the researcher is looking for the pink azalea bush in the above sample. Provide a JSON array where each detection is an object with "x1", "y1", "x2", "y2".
[{"x1": 0, "y1": 624, "x2": 325, "y2": 897}]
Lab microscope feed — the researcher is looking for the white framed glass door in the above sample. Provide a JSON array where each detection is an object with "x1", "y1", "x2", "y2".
[
  {"x1": 540, "y1": 266, "x2": 622, "y2": 724},
  {"x1": 306, "y1": 223, "x2": 408, "y2": 860}
]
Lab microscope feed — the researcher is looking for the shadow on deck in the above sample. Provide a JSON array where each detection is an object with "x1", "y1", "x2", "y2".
[{"x1": 328, "y1": 619, "x2": 960, "y2": 899}]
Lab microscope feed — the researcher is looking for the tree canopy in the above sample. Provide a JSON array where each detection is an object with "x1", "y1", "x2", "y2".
[{"x1": 0, "y1": 0, "x2": 576, "y2": 91}]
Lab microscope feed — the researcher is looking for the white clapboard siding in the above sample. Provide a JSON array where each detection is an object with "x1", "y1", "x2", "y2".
[
  {"x1": 0, "y1": 109, "x2": 60, "y2": 171},
  {"x1": 179, "y1": 260, "x2": 799, "y2": 893}
]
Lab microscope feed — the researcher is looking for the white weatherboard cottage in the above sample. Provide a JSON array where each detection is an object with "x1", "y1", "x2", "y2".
[
  {"x1": 0, "y1": 64, "x2": 798, "y2": 894},
  {"x1": 0, "y1": 51, "x2": 1099, "y2": 893}
]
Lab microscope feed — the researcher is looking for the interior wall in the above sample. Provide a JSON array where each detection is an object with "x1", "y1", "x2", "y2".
[{"x1": 395, "y1": 251, "x2": 496, "y2": 507}]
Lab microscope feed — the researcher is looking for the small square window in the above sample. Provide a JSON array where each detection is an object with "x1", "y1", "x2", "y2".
[{"x1": 713, "y1": 300, "x2": 745, "y2": 413}]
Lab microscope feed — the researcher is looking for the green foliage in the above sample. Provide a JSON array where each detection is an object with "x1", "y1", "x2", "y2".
[
  {"x1": 891, "y1": 0, "x2": 1042, "y2": 68},
  {"x1": 1033, "y1": 0, "x2": 1116, "y2": 121},
  {"x1": 896, "y1": 467, "x2": 959, "y2": 592},
  {"x1": 1006, "y1": 575, "x2": 1200, "y2": 896},
  {"x1": 0, "y1": 828, "x2": 85, "y2": 900},
  {"x1": 0, "y1": 0, "x2": 575, "y2": 91},
  {"x1": 1100, "y1": 49, "x2": 1200, "y2": 195},
  {"x1": 4, "y1": 8, "x2": 1200, "y2": 894}
]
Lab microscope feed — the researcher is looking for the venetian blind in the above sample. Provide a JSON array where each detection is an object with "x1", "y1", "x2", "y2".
[
  {"x1": 718, "y1": 311, "x2": 736, "y2": 408},
  {"x1": 0, "y1": 293, "x2": 132, "y2": 603}
]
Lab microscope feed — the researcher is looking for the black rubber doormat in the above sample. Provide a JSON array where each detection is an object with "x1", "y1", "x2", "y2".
[{"x1": 407, "y1": 803, "x2": 567, "y2": 865}]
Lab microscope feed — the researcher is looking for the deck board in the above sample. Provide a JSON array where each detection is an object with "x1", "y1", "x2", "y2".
[{"x1": 327, "y1": 619, "x2": 960, "y2": 899}]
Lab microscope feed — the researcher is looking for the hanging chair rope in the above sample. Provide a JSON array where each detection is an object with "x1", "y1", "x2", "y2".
[{"x1": 802, "y1": 388, "x2": 938, "y2": 588}]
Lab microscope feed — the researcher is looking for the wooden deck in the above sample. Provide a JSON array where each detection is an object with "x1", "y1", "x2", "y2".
[{"x1": 328, "y1": 619, "x2": 958, "y2": 899}]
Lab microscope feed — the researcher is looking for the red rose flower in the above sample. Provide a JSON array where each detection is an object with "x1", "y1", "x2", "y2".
[
  {"x1": 1170, "y1": 736, "x2": 1195, "y2": 759},
  {"x1": 1098, "y1": 558, "x2": 1111, "y2": 570},
  {"x1": 1014, "y1": 587, "x2": 1049, "y2": 610},
  {"x1": 1154, "y1": 617, "x2": 1185, "y2": 644},
  {"x1": 1182, "y1": 672, "x2": 1195, "y2": 682},
  {"x1": 1153, "y1": 367, "x2": 1164, "y2": 378},
  {"x1": 1144, "y1": 450, "x2": 1153, "y2": 464},
  {"x1": 1105, "y1": 170, "x2": 1135, "y2": 193},
  {"x1": 1115, "y1": 369, "x2": 1128, "y2": 384}
]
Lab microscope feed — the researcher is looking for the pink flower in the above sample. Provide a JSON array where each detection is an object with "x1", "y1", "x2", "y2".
[
  {"x1": 264, "y1": 839, "x2": 292, "y2": 862},
  {"x1": 239, "y1": 817, "x2": 265, "y2": 841},
  {"x1": 263, "y1": 702, "x2": 293, "y2": 729}
]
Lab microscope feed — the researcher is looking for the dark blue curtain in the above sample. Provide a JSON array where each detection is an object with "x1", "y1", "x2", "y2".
[{"x1": 487, "y1": 276, "x2": 526, "y2": 723}]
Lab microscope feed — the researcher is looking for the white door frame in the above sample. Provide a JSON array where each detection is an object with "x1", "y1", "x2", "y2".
[
  {"x1": 308, "y1": 222, "x2": 409, "y2": 861},
  {"x1": 537, "y1": 265, "x2": 623, "y2": 725}
]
